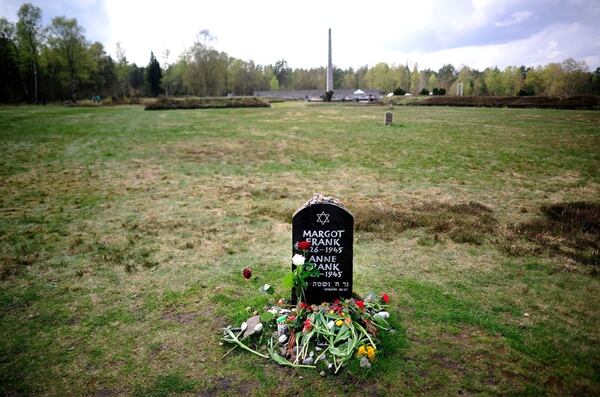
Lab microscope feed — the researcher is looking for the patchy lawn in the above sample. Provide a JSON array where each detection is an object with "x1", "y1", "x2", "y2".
[{"x1": 1, "y1": 103, "x2": 599, "y2": 396}]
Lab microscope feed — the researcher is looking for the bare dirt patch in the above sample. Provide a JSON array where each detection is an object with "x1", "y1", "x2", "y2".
[{"x1": 161, "y1": 311, "x2": 198, "y2": 324}]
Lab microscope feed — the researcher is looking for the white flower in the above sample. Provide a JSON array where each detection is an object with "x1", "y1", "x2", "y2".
[
  {"x1": 278, "y1": 334, "x2": 288, "y2": 343},
  {"x1": 327, "y1": 320, "x2": 334, "y2": 329},
  {"x1": 374, "y1": 311, "x2": 390, "y2": 319},
  {"x1": 240, "y1": 322, "x2": 248, "y2": 331},
  {"x1": 263, "y1": 284, "x2": 271, "y2": 291},
  {"x1": 254, "y1": 323, "x2": 263, "y2": 332},
  {"x1": 292, "y1": 254, "x2": 305, "y2": 266}
]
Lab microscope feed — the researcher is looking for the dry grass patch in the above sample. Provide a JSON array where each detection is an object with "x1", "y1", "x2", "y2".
[
  {"x1": 512, "y1": 201, "x2": 600, "y2": 268},
  {"x1": 351, "y1": 201, "x2": 497, "y2": 244}
]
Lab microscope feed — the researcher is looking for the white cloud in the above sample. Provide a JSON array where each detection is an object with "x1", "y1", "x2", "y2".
[
  {"x1": 6, "y1": 0, "x2": 597, "y2": 70},
  {"x1": 393, "y1": 22, "x2": 596, "y2": 70},
  {"x1": 495, "y1": 10, "x2": 534, "y2": 27}
]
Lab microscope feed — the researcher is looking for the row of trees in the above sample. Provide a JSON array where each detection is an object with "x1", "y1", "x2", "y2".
[
  {"x1": 0, "y1": 3, "x2": 163, "y2": 102},
  {"x1": 1, "y1": 3, "x2": 600, "y2": 103}
]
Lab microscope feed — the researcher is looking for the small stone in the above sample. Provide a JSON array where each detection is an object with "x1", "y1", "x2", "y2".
[
  {"x1": 302, "y1": 357, "x2": 314, "y2": 365},
  {"x1": 524, "y1": 313, "x2": 530, "y2": 317},
  {"x1": 320, "y1": 371, "x2": 326, "y2": 377},
  {"x1": 360, "y1": 357, "x2": 372, "y2": 368},
  {"x1": 253, "y1": 310, "x2": 258, "y2": 316}
]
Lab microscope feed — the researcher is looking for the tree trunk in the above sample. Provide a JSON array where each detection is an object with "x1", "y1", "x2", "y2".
[{"x1": 32, "y1": 60, "x2": 38, "y2": 103}]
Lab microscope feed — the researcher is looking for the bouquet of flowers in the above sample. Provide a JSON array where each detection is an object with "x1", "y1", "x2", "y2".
[{"x1": 221, "y1": 241, "x2": 393, "y2": 373}]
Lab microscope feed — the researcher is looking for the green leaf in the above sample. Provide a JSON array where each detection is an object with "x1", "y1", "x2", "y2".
[{"x1": 260, "y1": 312, "x2": 275, "y2": 323}]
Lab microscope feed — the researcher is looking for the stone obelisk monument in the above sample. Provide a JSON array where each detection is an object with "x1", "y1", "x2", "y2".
[{"x1": 326, "y1": 28, "x2": 333, "y2": 92}]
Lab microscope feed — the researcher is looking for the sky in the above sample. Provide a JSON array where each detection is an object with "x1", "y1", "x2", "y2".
[{"x1": 1, "y1": 0, "x2": 599, "y2": 70}]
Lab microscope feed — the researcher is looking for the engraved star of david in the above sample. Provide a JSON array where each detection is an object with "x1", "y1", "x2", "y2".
[{"x1": 316, "y1": 211, "x2": 330, "y2": 225}]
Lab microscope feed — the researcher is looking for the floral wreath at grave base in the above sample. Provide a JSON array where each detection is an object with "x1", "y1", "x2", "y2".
[{"x1": 221, "y1": 240, "x2": 393, "y2": 374}]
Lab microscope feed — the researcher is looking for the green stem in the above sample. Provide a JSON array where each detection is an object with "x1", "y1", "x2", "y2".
[
  {"x1": 223, "y1": 329, "x2": 269, "y2": 359},
  {"x1": 354, "y1": 322, "x2": 376, "y2": 347}
]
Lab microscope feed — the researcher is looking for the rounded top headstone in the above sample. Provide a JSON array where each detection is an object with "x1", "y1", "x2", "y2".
[
  {"x1": 293, "y1": 193, "x2": 351, "y2": 217},
  {"x1": 292, "y1": 194, "x2": 354, "y2": 303}
]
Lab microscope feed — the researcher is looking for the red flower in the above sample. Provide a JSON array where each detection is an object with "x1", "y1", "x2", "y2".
[
  {"x1": 382, "y1": 293, "x2": 390, "y2": 304},
  {"x1": 287, "y1": 315, "x2": 296, "y2": 322},
  {"x1": 356, "y1": 300, "x2": 365, "y2": 310},
  {"x1": 303, "y1": 319, "x2": 312, "y2": 332},
  {"x1": 299, "y1": 302, "x2": 312, "y2": 311},
  {"x1": 242, "y1": 268, "x2": 252, "y2": 279},
  {"x1": 297, "y1": 240, "x2": 311, "y2": 251}
]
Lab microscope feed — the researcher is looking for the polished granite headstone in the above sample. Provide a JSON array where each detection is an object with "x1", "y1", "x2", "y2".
[{"x1": 292, "y1": 195, "x2": 353, "y2": 303}]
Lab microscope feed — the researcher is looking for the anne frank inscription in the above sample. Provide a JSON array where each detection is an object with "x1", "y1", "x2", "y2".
[{"x1": 292, "y1": 199, "x2": 353, "y2": 303}]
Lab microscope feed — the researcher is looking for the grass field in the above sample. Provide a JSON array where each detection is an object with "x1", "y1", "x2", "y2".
[{"x1": 1, "y1": 102, "x2": 599, "y2": 396}]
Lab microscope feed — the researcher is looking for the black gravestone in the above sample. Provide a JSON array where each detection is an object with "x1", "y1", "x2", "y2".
[{"x1": 292, "y1": 197, "x2": 353, "y2": 303}]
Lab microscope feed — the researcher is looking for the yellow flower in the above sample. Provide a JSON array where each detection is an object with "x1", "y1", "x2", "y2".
[
  {"x1": 329, "y1": 310, "x2": 335, "y2": 315},
  {"x1": 356, "y1": 345, "x2": 367, "y2": 358},
  {"x1": 335, "y1": 319, "x2": 343, "y2": 327},
  {"x1": 366, "y1": 345, "x2": 376, "y2": 360}
]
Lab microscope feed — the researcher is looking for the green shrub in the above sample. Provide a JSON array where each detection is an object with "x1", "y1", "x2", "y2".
[{"x1": 144, "y1": 96, "x2": 271, "y2": 110}]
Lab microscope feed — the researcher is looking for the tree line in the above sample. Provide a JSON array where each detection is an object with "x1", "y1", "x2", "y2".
[{"x1": 1, "y1": 2, "x2": 600, "y2": 103}]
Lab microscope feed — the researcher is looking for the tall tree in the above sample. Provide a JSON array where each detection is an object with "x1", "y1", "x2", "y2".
[
  {"x1": 591, "y1": 67, "x2": 600, "y2": 95},
  {"x1": 128, "y1": 64, "x2": 144, "y2": 96},
  {"x1": 0, "y1": 18, "x2": 23, "y2": 101},
  {"x1": 437, "y1": 64, "x2": 457, "y2": 90},
  {"x1": 273, "y1": 59, "x2": 291, "y2": 89},
  {"x1": 89, "y1": 42, "x2": 116, "y2": 97},
  {"x1": 16, "y1": 3, "x2": 43, "y2": 102},
  {"x1": 114, "y1": 42, "x2": 130, "y2": 97},
  {"x1": 146, "y1": 51, "x2": 162, "y2": 96},
  {"x1": 46, "y1": 17, "x2": 92, "y2": 101}
]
